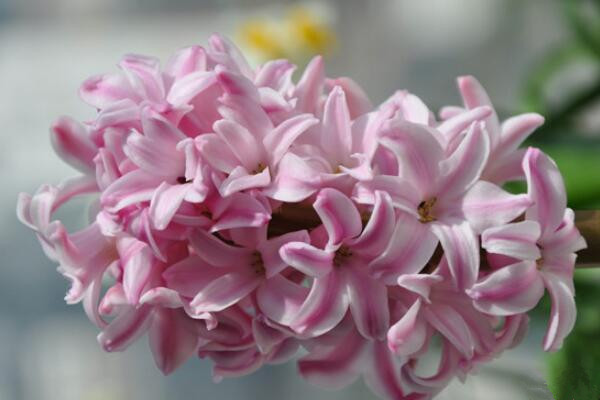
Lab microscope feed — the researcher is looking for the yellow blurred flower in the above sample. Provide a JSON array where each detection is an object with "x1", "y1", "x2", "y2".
[{"x1": 237, "y1": 6, "x2": 336, "y2": 64}]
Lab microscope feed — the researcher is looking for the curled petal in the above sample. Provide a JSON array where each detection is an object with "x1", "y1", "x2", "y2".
[
  {"x1": 350, "y1": 191, "x2": 395, "y2": 258},
  {"x1": 190, "y1": 271, "x2": 261, "y2": 313},
  {"x1": 438, "y1": 122, "x2": 490, "y2": 199},
  {"x1": 256, "y1": 275, "x2": 308, "y2": 325},
  {"x1": 482, "y1": 220, "x2": 541, "y2": 260},
  {"x1": 314, "y1": 188, "x2": 362, "y2": 249},
  {"x1": 344, "y1": 267, "x2": 389, "y2": 340},
  {"x1": 542, "y1": 271, "x2": 577, "y2": 352},
  {"x1": 431, "y1": 221, "x2": 479, "y2": 290},
  {"x1": 188, "y1": 229, "x2": 251, "y2": 267},
  {"x1": 468, "y1": 261, "x2": 544, "y2": 315},
  {"x1": 118, "y1": 236, "x2": 154, "y2": 304},
  {"x1": 321, "y1": 86, "x2": 352, "y2": 165},
  {"x1": 298, "y1": 328, "x2": 367, "y2": 390},
  {"x1": 218, "y1": 166, "x2": 271, "y2": 197},
  {"x1": 98, "y1": 305, "x2": 153, "y2": 352},
  {"x1": 263, "y1": 113, "x2": 319, "y2": 166},
  {"x1": 327, "y1": 77, "x2": 372, "y2": 119},
  {"x1": 291, "y1": 271, "x2": 349, "y2": 337},
  {"x1": 462, "y1": 181, "x2": 532, "y2": 233},
  {"x1": 294, "y1": 56, "x2": 324, "y2": 114},
  {"x1": 50, "y1": 117, "x2": 97, "y2": 173},
  {"x1": 369, "y1": 213, "x2": 438, "y2": 284},
  {"x1": 279, "y1": 242, "x2": 333, "y2": 278},
  {"x1": 457, "y1": 75, "x2": 501, "y2": 146},
  {"x1": 424, "y1": 304, "x2": 474, "y2": 359},
  {"x1": 149, "y1": 308, "x2": 199, "y2": 375},
  {"x1": 379, "y1": 120, "x2": 444, "y2": 197},
  {"x1": 523, "y1": 148, "x2": 567, "y2": 237},
  {"x1": 79, "y1": 73, "x2": 135, "y2": 109},
  {"x1": 387, "y1": 299, "x2": 427, "y2": 356},
  {"x1": 150, "y1": 183, "x2": 192, "y2": 230},
  {"x1": 258, "y1": 230, "x2": 310, "y2": 278}
]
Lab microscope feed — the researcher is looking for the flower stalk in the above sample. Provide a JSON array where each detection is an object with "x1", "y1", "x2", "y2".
[
  {"x1": 271, "y1": 206, "x2": 600, "y2": 267},
  {"x1": 575, "y1": 210, "x2": 600, "y2": 266}
]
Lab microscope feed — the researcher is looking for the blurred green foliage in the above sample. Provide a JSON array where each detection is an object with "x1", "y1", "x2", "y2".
[
  {"x1": 546, "y1": 270, "x2": 600, "y2": 400},
  {"x1": 519, "y1": 1, "x2": 600, "y2": 398}
]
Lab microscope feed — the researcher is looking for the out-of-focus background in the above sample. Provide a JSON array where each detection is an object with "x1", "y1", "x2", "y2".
[{"x1": 1, "y1": 1, "x2": 599, "y2": 399}]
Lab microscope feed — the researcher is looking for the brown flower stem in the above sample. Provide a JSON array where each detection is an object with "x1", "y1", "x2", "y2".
[
  {"x1": 269, "y1": 205, "x2": 600, "y2": 267},
  {"x1": 575, "y1": 210, "x2": 600, "y2": 267}
]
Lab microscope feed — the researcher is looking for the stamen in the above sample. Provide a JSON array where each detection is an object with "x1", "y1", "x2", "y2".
[
  {"x1": 250, "y1": 251, "x2": 266, "y2": 275},
  {"x1": 252, "y1": 163, "x2": 267, "y2": 175},
  {"x1": 333, "y1": 246, "x2": 353, "y2": 267},
  {"x1": 176, "y1": 176, "x2": 191, "y2": 184},
  {"x1": 536, "y1": 257, "x2": 544, "y2": 270},
  {"x1": 418, "y1": 198, "x2": 437, "y2": 223}
]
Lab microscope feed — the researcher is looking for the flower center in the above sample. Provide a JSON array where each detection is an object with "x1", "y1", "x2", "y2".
[
  {"x1": 418, "y1": 198, "x2": 437, "y2": 223},
  {"x1": 536, "y1": 257, "x2": 544, "y2": 270},
  {"x1": 333, "y1": 246, "x2": 353, "y2": 267},
  {"x1": 250, "y1": 251, "x2": 266, "y2": 275},
  {"x1": 176, "y1": 176, "x2": 192, "y2": 184},
  {"x1": 252, "y1": 163, "x2": 267, "y2": 175}
]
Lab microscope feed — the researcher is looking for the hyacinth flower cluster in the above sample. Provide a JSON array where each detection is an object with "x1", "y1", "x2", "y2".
[{"x1": 17, "y1": 35, "x2": 587, "y2": 399}]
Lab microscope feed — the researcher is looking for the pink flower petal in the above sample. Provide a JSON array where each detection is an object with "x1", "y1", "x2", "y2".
[
  {"x1": 50, "y1": 116, "x2": 97, "y2": 173},
  {"x1": 482, "y1": 220, "x2": 541, "y2": 260},
  {"x1": 344, "y1": 267, "x2": 389, "y2": 340},
  {"x1": 150, "y1": 182, "x2": 191, "y2": 230},
  {"x1": 214, "y1": 119, "x2": 263, "y2": 171},
  {"x1": 437, "y1": 106, "x2": 492, "y2": 146},
  {"x1": 396, "y1": 274, "x2": 443, "y2": 303},
  {"x1": 387, "y1": 299, "x2": 427, "y2": 356},
  {"x1": 468, "y1": 261, "x2": 544, "y2": 315},
  {"x1": 298, "y1": 328, "x2": 367, "y2": 390},
  {"x1": 163, "y1": 255, "x2": 232, "y2": 298},
  {"x1": 79, "y1": 73, "x2": 135, "y2": 109},
  {"x1": 101, "y1": 169, "x2": 161, "y2": 212},
  {"x1": 256, "y1": 275, "x2": 308, "y2": 325},
  {"x1": 291, "y1": 270, "x2": 349, "y2": 337},
  {"x1": 263, "y1": 113, "x2": 319, "y2": 166},
  {"x1": 481, "y1": 148, "x2": 527, "y2": 183},
  {"x1": 424, "y1": 303, "x2": 475, "y2": 358},
  {"x1": 258, "y1": 230, "x2": 310, "y2": 278},
  {"x1": 167, "y1": 70, "x2": 216, "y2": 107},
  {"x1": 98, "y1": 305, "x2": 153, "y2": 352},
  {"x1": 541, "y1": 271, "x2": 576, "y2": 352},
  {"x1": 495, "y1": 113, "x2": 545, "y2": 159},
  {"x1": 314, "y1": 188, "x2": 362, "y2": 249},
  {"x1": 119, "y1": 54, "x2": 165, "y2": 103},
  {"x1": 188, "y1": 229, "x2": 252, "y2": 267},
  {"x1": 379, "y1": 120, "x2": 444, "y2": 197},
  {"x1": 457, "y1": 75, "x2": 501, "y2": 147},
  {"x1": 195, "y1": 134, "x2": 239, "y2": 173},
  {"x1": 118, "y1": 236, "x2": 155, "y2": 304},
  {"x1": 349, "y1": 191, "x2": 395, "y2": 258},
  {"x1": 149, "y1": 308, "x2": 199, "y2": 375},
  {"x1": 437, "y1": 122, "x2": 489, "y2": 199},
  {"x1": 462, "y1": 181, "x2": 532, "y2": 233},
  {"x1": 219, "y1": 166, "x2": 271, "y2": 197},
  {"x1": 326, "y1": 77, "x2": 372, "y2": 119},
  {"x1": 294, "y1": 56, "x2": 324, "y2": 114},
  {"x1": 279, "y1": 242, "x2": 333, "y2": 278},
  {"x1": 190, "y1": 270, "x2": 261, "y2": 313},
  {"x1": 523, "y1": 148, "x2": 567, "y2": 238},
  {"x1": 431, "y1": 221, "x2": 479, "y2": 290},
  {"x1": 321, "y1": 86, "x2": 352, "y2": 165},
  {"x1": 164, "y1": 45, "x2": 207, "y2": 79},
  {"x1": 369, "y1": 213, "x2": 438, "y2": 284}
]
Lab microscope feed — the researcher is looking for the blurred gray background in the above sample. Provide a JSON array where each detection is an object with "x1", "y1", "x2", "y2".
[{"x1": 0, "y1": 1, "x2": 579, "y2": 399}]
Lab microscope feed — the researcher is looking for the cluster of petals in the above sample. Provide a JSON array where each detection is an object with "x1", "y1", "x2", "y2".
[{"x1": 17, "y1": 35, "x2": 586, "y2": 399}]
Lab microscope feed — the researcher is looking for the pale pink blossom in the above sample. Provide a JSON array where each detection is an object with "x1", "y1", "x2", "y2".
[{"x1": 16, "y1": 34, "x2": 587, "y2": 399}]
